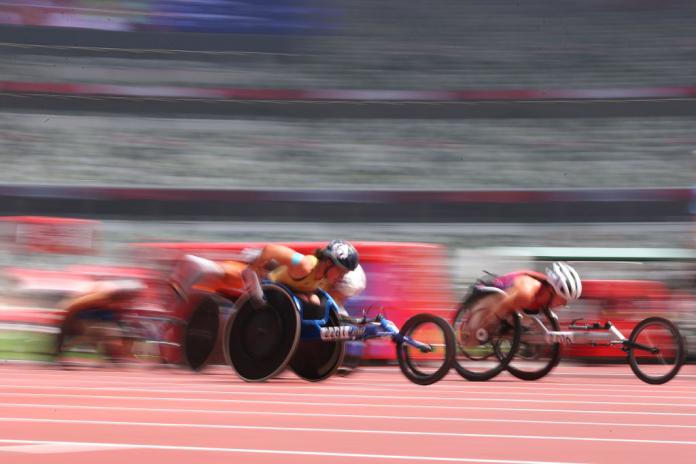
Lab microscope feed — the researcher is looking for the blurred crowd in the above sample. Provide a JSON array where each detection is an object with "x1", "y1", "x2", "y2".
[{"x1": 1, "y1": 1, "x2": 696, "y2": 90}]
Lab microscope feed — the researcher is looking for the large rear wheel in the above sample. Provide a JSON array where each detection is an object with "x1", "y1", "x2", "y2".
[
  {"x1": 181, "y1": 294, "x2": 222, "y2": 371},
  {"x1": 452, "y1": 294, "x2": 521, "y2": 381},
  {"x1": 224, "y1": 285, "x2": 301, "y2": 382},
  {"x1": 504, "y1": 309, "x2": 561, "y2": 381},
  {"x1": 289, "y1": 309, "x2": 346, "y2": 381}
]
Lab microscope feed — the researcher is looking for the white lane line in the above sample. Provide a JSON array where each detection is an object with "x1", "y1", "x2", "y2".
[
  {"x1": 0, "y1": 443, "x2": 127, "y2": 454},
  {"x1": 2, "y1": 412, "x2": 696, "y2": 429},
  {"x1": 2, "y1": 368, "x2": 696, "y2": 389},
  {"x1": 0, "y1": 439, "x2": 587, "y2": 464},
  {"x1": 362, "y1": 367, "x2": 696, "y2": 378},
  {"x1": 0, "y1": 383, "x2": 693, "y2": 402},
  {"x1": 2, "y1": 418, "x2": 696, "y2": 446},
  {"x1": 2, "y1": 401, "x2": 696, "y2": 418},
  {"x1": 0, "y1": 390, "x2": 690, "y2": 408},
  {"x1": 2, "y1": 372, "x2": 695, "y2": 394}
]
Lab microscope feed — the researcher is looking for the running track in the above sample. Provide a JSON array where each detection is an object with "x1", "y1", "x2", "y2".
[{"x1": 0, "y1": 363, "x2": 694, "y2": 464}]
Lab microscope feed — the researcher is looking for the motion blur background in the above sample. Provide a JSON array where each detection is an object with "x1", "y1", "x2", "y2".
[{"x1": 0, "y1": 0, "x2": 694, "y2": 361}]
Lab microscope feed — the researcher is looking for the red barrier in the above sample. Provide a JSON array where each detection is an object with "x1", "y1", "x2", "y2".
[{"x1": 0, "y1": 216, "x2": 100, "y2": 255}]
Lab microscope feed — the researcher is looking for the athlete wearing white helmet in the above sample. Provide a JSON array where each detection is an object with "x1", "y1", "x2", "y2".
[
  {"x1": 461, "y1": 261, "x2": 582, "y2": 342},
  {"x1": 546, "y1": 261, "x2": 582, "y2": 301}
]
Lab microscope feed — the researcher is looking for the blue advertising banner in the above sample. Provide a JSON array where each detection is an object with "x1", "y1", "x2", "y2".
[{"x1": 0, "y1": 0, "x2": 333, "y2": 34}]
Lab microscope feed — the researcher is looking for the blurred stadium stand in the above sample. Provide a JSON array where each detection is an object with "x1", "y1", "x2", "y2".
[
  {"x1": 0, "y1": 1, "x2": 693, "y2": 214},
  {"x1": 1, "y1": 0, "x2": 695, "y2": 91},
  {"x1": 0, "y1": 114, "x2": 693, "y2": 190}
]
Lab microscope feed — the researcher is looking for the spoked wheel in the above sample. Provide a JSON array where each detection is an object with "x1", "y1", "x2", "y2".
[
  {"x1": 504, "y1": 309, "x2": 561, "y2": 381},
  {"x1": 289, "y1": 309, "x2": 346, "y2": 382},
  {"x1": 224, "y1": 284, "x2": 301, "y2": 382},
  {"x1": 452, "y1": 294, "x2": 521, "y2": 381},
  {"x1": 396, "y1": 314, "x2": 455, "y2": 385},
  {"x1": 627, "y1": 317, "x2": 686, "y2": 385}
]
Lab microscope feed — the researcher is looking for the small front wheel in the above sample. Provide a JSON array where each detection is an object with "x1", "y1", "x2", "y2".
[
  {"x1": 396, "y1": 314, "x2": 455, "y2": 385},
  {"x1": 627, "y1": 317, "x2": 686, "y2": 385}
]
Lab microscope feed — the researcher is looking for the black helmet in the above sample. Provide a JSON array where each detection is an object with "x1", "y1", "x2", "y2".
[{"x1": 323, "y1": 240, "x2": 359, "y2": 271}]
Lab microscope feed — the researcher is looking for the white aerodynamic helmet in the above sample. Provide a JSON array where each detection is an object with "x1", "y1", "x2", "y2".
[
  {"x1": 545, "y1": 261, "x2": 582, "y2": 301},
  {"x1": 334, "y1": 264, "x2": 366, "y2": 298}
]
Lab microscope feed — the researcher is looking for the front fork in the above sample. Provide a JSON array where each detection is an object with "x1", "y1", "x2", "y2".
[
  {"x1": 363, "y1": 317, "x2": 433, "y2": 353},
  {"x1": 365, "y1": 316, "x2": 433, "y2": 353}
]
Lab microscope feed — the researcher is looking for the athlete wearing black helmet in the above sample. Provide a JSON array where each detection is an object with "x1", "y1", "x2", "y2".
[
  {"x1": 318, "y1": 240, "x2": 360, "y2": 272},
  {"x1": 248, "y1": 240, "x2": 361, "y2": 306}
]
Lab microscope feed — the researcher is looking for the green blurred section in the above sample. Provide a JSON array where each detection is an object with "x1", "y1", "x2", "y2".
[{"x1": 0, "y1": 330, "x2": 58, "y2": 362}]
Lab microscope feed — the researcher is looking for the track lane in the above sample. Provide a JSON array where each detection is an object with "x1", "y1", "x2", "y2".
[{"x1": 0, "y1": 364, "x2": 693, "y2": 463}]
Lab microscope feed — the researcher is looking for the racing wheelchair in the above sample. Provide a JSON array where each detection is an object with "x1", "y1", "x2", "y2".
[
  {"x1": 222, "y1": 271, "x2": 456, "y2": 385},
  {"x1": 55, "y1": 267, "x2": 222, "y2": 371},
  {"x1": 452, "y1": 278, "x2": 687, "y2": 385}
]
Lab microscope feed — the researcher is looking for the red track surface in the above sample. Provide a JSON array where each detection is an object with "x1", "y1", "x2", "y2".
[{"x1": 0, "y1": 363, "x2": 694, "y2": 464}]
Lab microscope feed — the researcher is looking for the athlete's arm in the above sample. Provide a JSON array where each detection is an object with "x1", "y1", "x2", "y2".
[
  {"x1": 493, "y1": 275, "x2": 542, "y2": 316},
  {"x1": 250, "y1": 244, "x2": 314, "y2": 279}
]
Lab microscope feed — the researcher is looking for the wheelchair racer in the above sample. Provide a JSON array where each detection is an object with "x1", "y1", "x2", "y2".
[
  {"x1": 167, "y1": 240, "x2": 363, "y2": 309},
  {"x1": 58, "y1": 278, "x2": 145, "y2": 363},
  {"x1": 462, "y1": 261, "x2": 582, "y2": 343},
  {"x1": 248, "y1": 240, "x2": 361, "y2": 307}
]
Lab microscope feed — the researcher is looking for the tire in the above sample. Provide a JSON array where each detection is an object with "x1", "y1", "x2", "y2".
[
  {"x1": 452, "y1": 293, "x2": 521, "y2": 381},
  {"x1": 289, "y1": 309, "x2": 346, "y2": 382},
  {"x1": 505, "y1": 309, "x2": 561, "y2": 381},
  {"x1": 336, "y1": 341, "x2": 364, "y2": 376},
  {"x1": 396, "y1": 314, "x2": 456, "y2": 385},
  {"x1": 180, "y1": 294, "x2": 221, "y2": 371},
  {"x1": 627, "y1": 317, "x2": 686, "y2": 385},
  {"x1": 224, "y1": 284, "x2": 301, "y2": 382}
]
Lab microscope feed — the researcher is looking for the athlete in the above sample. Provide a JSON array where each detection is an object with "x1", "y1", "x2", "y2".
[
  {"x1": 57, "y1": 279, "x2": 145, "y2": 363},
  {"x1": 247, "y1": 240, "x2": 361, "y2": 306},
  {"x1": 462, "y1": 261, "x2": 582, "y2": 342}
]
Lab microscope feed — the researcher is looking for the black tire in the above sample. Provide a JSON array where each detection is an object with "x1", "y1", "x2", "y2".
[
  {"x1": 180, "y1": 294, "x2": 221, "y2": 371},
  {"x1": 627, "y1": 317, "x2": 686, "y2": 385},
  {"x1": 224, "y1": 284, "x2": 301, "y2": 382},
  {"x1": 452, "y1": 293, "x2": 521, "y2": 381},
  {"x1": 396, "y1": 314, "x2": 456, "y2": 385},
  {"x1": 289, "y1": 309, "x2": 346, "y2": 382},
  {"x1": 505, "y1": 309, "x2": 561, "y2": 381},
  {"x1": 336, "y1": 341, "x2": 364, "y2": 376}
]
